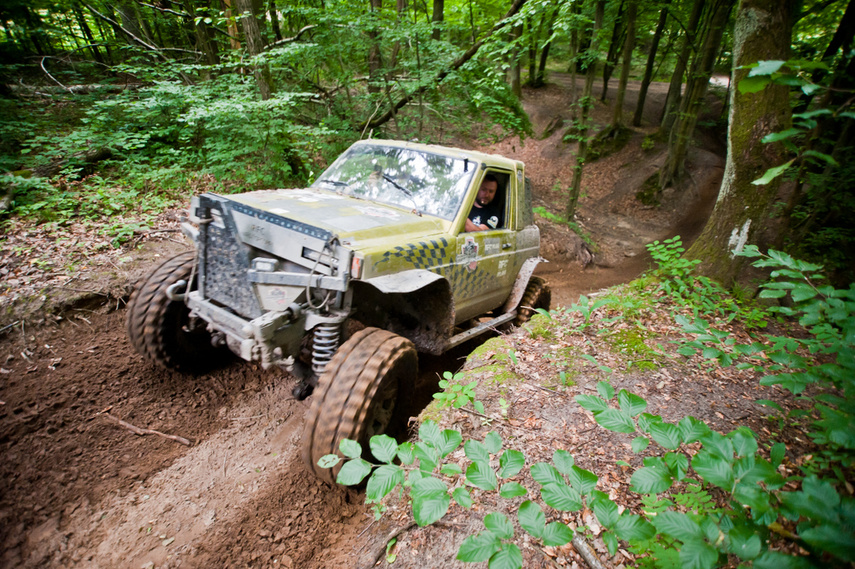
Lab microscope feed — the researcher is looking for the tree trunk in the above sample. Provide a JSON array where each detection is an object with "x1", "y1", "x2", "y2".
[
  {"x1": 510, "y1": 25, "x2": 523, "y2": 97},
  {"x1": 659, "y1": 0, "x2": 705, "y2": 130},
  {"x1": 685, "y1": 0, "x2": 794, "y2": 285},
  {"x1": 565, "y1": 0, "x2": 605, "y2": 219},
  {"x1": 600, "y1": 0, "x2": 625, "y2": 102},
  {"x1": 73, "y1": 6, "x2": 104, "y2": 64},
  {"x1": 660, "y1": 0, "x2": 733, "y2": 189},
  {"x1": 368, "y1": 0, "x2": 383, "y2": 94},
  {"x1": 535, "y1": 8, "x2": 558, "y2": 87},
  {"x1": 222, "y1": 0, "x2": 242, "y2": 50},
  {"x1": 269, "y1": 0, "x2": 283, "y2": 42},
  {"x1": 431, "y1": 0, "x2": 444, "y2": 40},
  {"x1": 234, "y1": 0, "x2": 274, "y2": 99},
  {"x1": 612, "y1": 0, "x2": 636, "y2": 127},
  {"x1": 632, "y1": 0, "x2": 670, "y2": 126}
]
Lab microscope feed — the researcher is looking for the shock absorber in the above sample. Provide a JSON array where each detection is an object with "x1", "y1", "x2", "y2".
[{"x1": 311, "y1": 321, "x2": 341, "y2": 376}]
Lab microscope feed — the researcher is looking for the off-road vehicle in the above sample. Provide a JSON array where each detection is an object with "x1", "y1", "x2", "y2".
[{"x1": 126, "y1": 139, "x2": 550, "y2": 482}]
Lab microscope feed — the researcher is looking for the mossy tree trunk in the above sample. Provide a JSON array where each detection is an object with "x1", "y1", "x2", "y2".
[
  {"x1": 659, "y1": 0, "x2": 705, "y2": 131},
  {"x1": 659, "y1": 0, "x2": 734, "y2": 190},
  {"x1": 235, "y1": 0, "x2": 274, "y2": 99},
  {"x1": 565, "y1": 0, "x2": 605, "y2": 219},
  {"x1": 686, "y1": 0, "x2": 795, "y2": 285},
  {"x1": 431, "y1": 0, "x2": 444, "y2": 40},
  {"x1": 600, "y1": 0, "x2": 626, "y2": 103},
  {"x1": 611, "y1": 0, "x2": 636, "y2": 127}
]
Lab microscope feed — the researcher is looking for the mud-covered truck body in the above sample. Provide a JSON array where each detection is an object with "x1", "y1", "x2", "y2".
[{"x1": 126, "y1": 139, "x2": 550, "y2": 482}]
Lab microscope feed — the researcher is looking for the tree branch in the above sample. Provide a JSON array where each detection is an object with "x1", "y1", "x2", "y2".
[
  {"x1": 135, "y1": 0, "x2": 189, "y2": 18},
  {"x1": 267, "y1": 24, "x2": 317, "y2": 48},
  {"x1": 360, "y1": 0, "x2": 529, "y2": 130}
]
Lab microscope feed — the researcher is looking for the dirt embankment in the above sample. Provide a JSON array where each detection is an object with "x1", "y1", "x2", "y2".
[{"x1": 0, "y1": 75, "x2": 726, "y2": 568}]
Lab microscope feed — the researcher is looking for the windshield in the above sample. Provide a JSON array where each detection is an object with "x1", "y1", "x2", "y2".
[{"x1": 311, "y1": 144, "x2": 477, "y2": 220}]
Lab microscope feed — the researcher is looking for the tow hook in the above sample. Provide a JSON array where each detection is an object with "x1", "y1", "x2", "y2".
[{"x1": 165, "y1": 279, "x2": 188, "y2": 302}]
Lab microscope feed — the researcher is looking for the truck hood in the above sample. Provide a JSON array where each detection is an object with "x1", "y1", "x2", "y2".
[{"x1": 228, "y1": 188, "x2": 449, "y2": 250}]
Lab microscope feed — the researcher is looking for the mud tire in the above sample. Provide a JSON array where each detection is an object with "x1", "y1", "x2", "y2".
[
  {"x1": 514, "y1": 276, "x2": 551, "y2": 326},
  {"x1": 302, "y1": 327, "x2": 417, "y2": 484},
  {"x1": 126, "y1": 251, "x2": 219, "y2": 372}
]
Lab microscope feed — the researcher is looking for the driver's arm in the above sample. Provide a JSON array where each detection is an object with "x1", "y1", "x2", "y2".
[{"x1": 465, "y1": 218, "x2": 486, "y2": 232}]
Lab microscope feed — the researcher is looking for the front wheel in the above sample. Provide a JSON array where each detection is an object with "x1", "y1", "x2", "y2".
[
  {"x1": 514, "y1": 276, "x2": 551, "y2": 326},
  {"x1": 126, "y1": 251, "x2": 221, "y2": 372},
  {"x1": 301, "y1": 327, "x2": 417, "y2": 484}
]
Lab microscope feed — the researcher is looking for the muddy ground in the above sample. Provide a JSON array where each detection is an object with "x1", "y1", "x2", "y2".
[{"x1": 0, "y1": 75, "x2": 730, "y2": 568}]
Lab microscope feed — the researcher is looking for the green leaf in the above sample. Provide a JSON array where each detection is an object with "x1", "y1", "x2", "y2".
[
  {"x1": 336, "y1": 458, "x2": 372, "y2": 486},
  {"x1": 727, "y1": 528, "x2": 762, "y2": 560},
  {"x1": 543, "y1": 522, "x2": 574, "y2": 546},
  {"x1": 730, "y1": 427, "x2": 758, "y2": 457},
  {"x1": 630, "y1": 460, "x2": 673, "y2": 494},
  {"x1": 575, "y1": 394, "x2": 609, "y2": 413},
  {"x1": 649, "y1": 423, "x2": 682, "y2": 450},
  {"x1": 484, "y1": 431, "x2": 503, "y2": 454},
  {"x1": 693, "y1": 450, "x2": 735, "y2": 489},
  {"x1": 748, "y1": 60, "x2": 786, "y2": 76},
  {"x1": 752, "y1": 160, "x2": 794, "y2": 185},
  {"x1": 653, "y1": 511, "x2": 704, "y2": 541},
  {"x1": 456, "y1": 530, "x2": 501, "y2": 563},
  {"x1": 518, "y1": 501, "x2": 546, "y2": 538},
  {"x1": 465, "y1": 440, "x2": 491, "y2": 464},
  {"x1": 414, "y1": 442, "x2": 438, "y2": 472},
  {"x1": 411, "y1": 477, "x2": 450, "y2": 526},
  {"x1": 756, "y1": 399, "x2": 783, "y2": 413},
  {"x1": 485, "y1": 512, "x2": 514, "y2": 540},
  {"x1": 614, "y1": 513, "x2": 656, "y2": 541},
  {"x1": 340, "y1": 438, "x2": 362, "y2": 459},
  {"x1": 419, "y1": 421, "x2": 441, "y2": 448},
  {"x1": 738, "y1": 75, "x2": 771, "y2": 94},
  {"x1": 603, "y1": 531, "x2": 619, "y2": 557},
  {"x1": 437, "y1": 429, "x2": 463, "y2": 458},
  {"x1": 761, "y1": 128, "x2": 803, "y2": 143},
  {"x1": 631, "y1": 436, "x2": 650, "y2": 453},
  {"x1": 531, "y1": 462, "x2": 564, "y2": 486},
  {"x1": 397, "y1": 442, "x2": 415, "y2": 465},
  {"x1": 366, "y1": 464, "x2": 404, "y2": 501},
  {"x1": 440, "y1": 463, "x2": 463, "y2": 476},
  {"x1": 595, "y1": 409, "x2": 636, "y2": 433},
  {"x1": 452, "y1": 486, "x2": 473, "y2": 508},
  {"x1": 499, "y1": 449, "x2": 526, "y2": 478},
  {"x1": 618, "y1": 389, "x2": 647, "y2": 416},
  {"x1": 317, "y1": 454, "x2": 340, "y2": 469},
  {"x1": 566, "y1": 466, "x2": 598, "y2": 495},
  {"x1": 592, "y1": 496, "x2": 619, "y2": 528},
  {"x1": 552, "y1": 449, "x2": 575, "y2": 474},
  {"x1": 466, "y1": 460, "x2": 498, "y2": 491},
  {"x1": 370, "y1": 434, "x2": 399, "y2": 463},
  {"x1": 679, "y1": 538, "x2": 719, "y2": 569},
  {"x1": 488, "y1": 543, "x2": 523, "y2": 569},
  {"x1": 770, "y1": 442, "x2": 786, "y2": 467},
  {"x1": 540, "y1": 483, "x2": 583, "y2": 511},
  {"x1": 678, "y1": 416, "x2": 710, "y2": 443},
  {"x1": 664, "y1": 452, "x2": 689, "y2": 480},
  {"x1": 799, "y1": 525, "x2": 855, "y2": 562},
  {"x1": 499, "y1": 481, "x2": 528, "y2": 498},
  {"x1": 597, "y1": 381, "x2": 615, "y2": 400},
  {"x1": 753, "y1": 550, "x2": 815, "y2": 569}
]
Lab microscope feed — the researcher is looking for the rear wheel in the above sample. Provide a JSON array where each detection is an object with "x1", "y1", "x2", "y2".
[
  {"x1": 302, "y1": 327, "x2": 417, "y2": 484},
  {"x1": 126, "y1": 251, "x2": 220, "y2": 371},
  {"x1": 514, "y1": 276, "x2": 551, "y2": 326}
]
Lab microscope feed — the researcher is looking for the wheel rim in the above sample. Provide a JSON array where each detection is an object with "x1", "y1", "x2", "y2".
[{"x1": 365, "y1": 377, "x2": 398, "y2": 439}]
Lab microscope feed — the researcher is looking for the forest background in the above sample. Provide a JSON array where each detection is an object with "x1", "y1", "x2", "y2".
[{"x1": 1, "y1": 0, "x2": 855, "y2": 568}]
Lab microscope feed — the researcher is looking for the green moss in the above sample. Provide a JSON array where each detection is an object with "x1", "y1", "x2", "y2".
[
  {"x1": 587, "y1": 125, "x2": 632, "y2": 162},
  {"x1": 636, "y1": 172, "x2": 661, "y2": 206},
  {"x1": 467, "y1": 336, "x2": 512, "y2": 362},
  {"x1": 604, "y1": 327, "x2": 662, "y2": 372},
  {"x1": 524, "y1": 313, "x2": 554, "y2": 340}
]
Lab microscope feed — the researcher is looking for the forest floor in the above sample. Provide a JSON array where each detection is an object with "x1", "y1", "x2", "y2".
[{"x1": 0, "y1": 74, "x2": 805, "y2": 569}]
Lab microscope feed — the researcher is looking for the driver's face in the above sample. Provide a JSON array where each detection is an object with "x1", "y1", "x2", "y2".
[{"x1": 477, "y1": 180, "x2": 498, "y2": 206}]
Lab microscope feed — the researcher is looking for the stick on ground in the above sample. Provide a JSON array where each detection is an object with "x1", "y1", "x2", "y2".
[{"x1": 102, "y1": 413, "x2": 192, "y2": 446}]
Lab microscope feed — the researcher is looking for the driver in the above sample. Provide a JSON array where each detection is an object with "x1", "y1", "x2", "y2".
[{"x1": 465, "y1": 174, "x2": 503, "y2": 232}]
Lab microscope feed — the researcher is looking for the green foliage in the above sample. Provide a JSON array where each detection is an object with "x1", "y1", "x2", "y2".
[
  {"x1": 533, "y1": 206, "x2": 597, "y2": 250},
  {"x1": 434, "y1": 371, "x2": 484, "y2": 414}
]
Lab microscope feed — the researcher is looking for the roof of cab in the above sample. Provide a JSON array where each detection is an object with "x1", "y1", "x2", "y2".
[{"x1": 351, "y1": 139, "x2": 524, "y2": 172}]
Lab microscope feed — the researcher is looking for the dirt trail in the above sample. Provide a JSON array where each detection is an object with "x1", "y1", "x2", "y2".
[{"x1": 0, "y1": 76, "x2": 725, "y2": 568}]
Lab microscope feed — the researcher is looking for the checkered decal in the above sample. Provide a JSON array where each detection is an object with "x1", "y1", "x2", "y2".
[{"x1": 373, "y1": 237, "x2": 501, "y2": 299}]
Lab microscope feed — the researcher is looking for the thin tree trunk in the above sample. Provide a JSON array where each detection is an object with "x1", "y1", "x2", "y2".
[
  {"x1": 612, "y1": 0, "x2": 636, "y2": 127},
  {"x1": 368, "y1": 0, "x2": 383, "y2": 94},
  {"x1": 600, "y1": 0, "x2": 625, "y2": 102},
  {"x1": 511, "y1": 25, "x2": 523, "y2": 97},
  {"x1": 566, "y1": 0, "x2": 605, "y2": 219},
  {"x1": 660, "y1": 0, "x2": 705, "y2": 130},
  {"x1": 74, "y1": 6, "x2": 104, "y2": 64},
  {"x1": 686, "y1": 0, "x2": 795, "y2": 285},
  {"x1": 660, "y1": 0, "x2": 733, "y2": 189},
  {"x1": 535, "y1": 7, "x2": 558, "y2": 87},
  {"x1": 431, "y1": 0, "x2": 444, "y2": 40},
  {"x1": 632, "y1": 0, "x2": 670, "y2": 126},
  {"x1": 234, "y1": 0, "x2": 274, "y2": 99},
  {"x1": 269, "y1": 0, "x2": 283, "y2": 42},
  {"x1": 222, "y1": 0, "x2": 242, "y2": 50}
]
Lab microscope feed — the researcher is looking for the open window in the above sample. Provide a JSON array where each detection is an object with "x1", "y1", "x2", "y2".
[{"x1": 465, "y1": 169, "x2": 512, "y2": 232}]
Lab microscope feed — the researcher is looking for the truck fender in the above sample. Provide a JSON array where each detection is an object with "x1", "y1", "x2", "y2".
[
  {"x1": 502, "y1": 257, "x2": 547, "y2": 313},
  {"x1": 361, "y1": 269, "x2": 446, "y2": 294}
]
